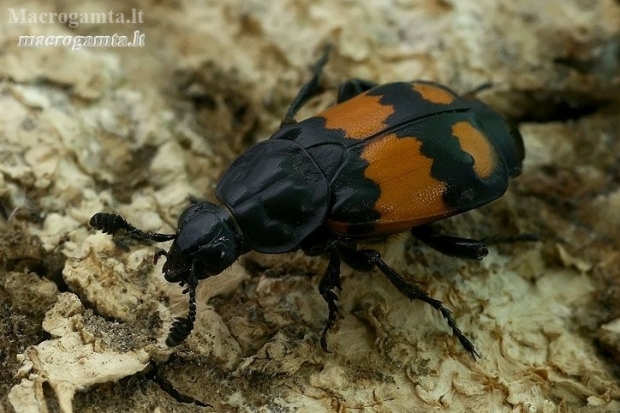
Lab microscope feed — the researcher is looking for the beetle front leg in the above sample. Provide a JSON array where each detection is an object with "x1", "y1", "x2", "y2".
[
  {"x1": 411, "y1": 224, "x2": 488, "y2": 260},
  {"x1": 344, "y1": 247, "x2": 479, "y2": 360},
  {"x1": 318, "y1": 248, "x2": 343, "y2": 352}
]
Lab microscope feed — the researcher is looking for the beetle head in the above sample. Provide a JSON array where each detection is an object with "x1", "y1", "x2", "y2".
[
  {"x1": 158, "y1": 202, "x2": 245, "y2": 284},
  {"x1": 150, "y1": 202, "x2": 247, "y2": 346},
  {"x1": 90, "y1": 202, "x2": 246, "y2": 346}
]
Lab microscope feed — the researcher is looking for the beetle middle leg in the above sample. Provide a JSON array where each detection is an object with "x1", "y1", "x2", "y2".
[
  {"x1": 281, "y1": 44, "x2": 332, "y2": 126},
  {"x1": 483, "y1": 233, "x2": 540, "y2": 245},
  {"x1": 336, "y1": 78, "x2": 377, "y2": 102},
  {"x1": 281, "y1": 46, "x2": 379, "y2": 126},
  {"x1": 463, "y1": 82, "x2": 493, "y2": 98},
  {"x1": 411, "y1": 225, "x2": 538, "y2": 259},
  {"x1": 339, "y1": 245, "x2": 479, "y2": 359}
]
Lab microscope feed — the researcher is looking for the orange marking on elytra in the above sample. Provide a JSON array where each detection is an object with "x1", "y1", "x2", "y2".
[
  {"x1": 320, "y1": 93, "x2": 394, "y2": 140},
  {"x1": 361, "y1": 133, "x2": 450, "y2": 231},
  {"x1": 451, "y1": 121, "x2": 495, "y2": 179},
  {"x1": 412, "y1": 83, "x2": 455, "y2": 104}
]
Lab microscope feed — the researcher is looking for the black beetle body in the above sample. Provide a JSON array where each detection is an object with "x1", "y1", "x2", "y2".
[{"x1": 91, "y1": 46, "x2": 526, "y2": 359}]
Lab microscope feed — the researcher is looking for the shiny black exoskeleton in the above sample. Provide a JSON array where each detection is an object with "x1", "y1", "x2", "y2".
[{"x1": 90, "y1": 46, "x2": 527, "y2": 358}]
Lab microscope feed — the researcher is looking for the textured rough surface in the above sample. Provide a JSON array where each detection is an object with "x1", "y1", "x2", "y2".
[{"x1": 1, "y1": 0, "x2": 620, "y2": 412}]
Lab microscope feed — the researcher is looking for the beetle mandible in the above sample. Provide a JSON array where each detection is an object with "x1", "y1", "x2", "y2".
[{"x1": 90, "y1": 46, "x2": 525, "y2": 359}]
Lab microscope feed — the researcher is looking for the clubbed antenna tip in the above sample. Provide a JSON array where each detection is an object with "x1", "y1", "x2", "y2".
[{"x1": 165, "y1": 280, "x2": 197, "y2": 347}]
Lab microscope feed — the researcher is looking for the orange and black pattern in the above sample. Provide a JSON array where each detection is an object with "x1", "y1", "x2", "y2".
[{"x1": 270, "y1": 81, "x2": 523, "y2": 238}]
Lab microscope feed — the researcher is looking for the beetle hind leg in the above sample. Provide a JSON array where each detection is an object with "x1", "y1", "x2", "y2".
[
  {"x1": 411, "y1": 224, "x2": 488, "y2": 260},
  {"x1": 344, "y1": 247, "x2": 479, "y2": 360}
]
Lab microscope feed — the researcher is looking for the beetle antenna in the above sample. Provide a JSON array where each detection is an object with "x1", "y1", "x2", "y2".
[
  {"x1": 165, "y1": 276, "x2": 197, "y2": 347},
  {"x1": 90, "y1": 212, "x2": 176, "y2": 242}
]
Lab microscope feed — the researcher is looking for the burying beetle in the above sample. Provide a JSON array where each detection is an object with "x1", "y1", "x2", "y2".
[{"x1": 91, "y1": 46, "x2": 526, "y2": 359}]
